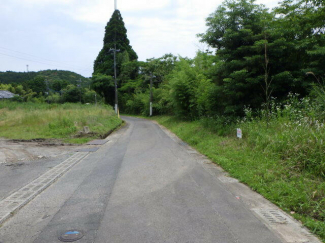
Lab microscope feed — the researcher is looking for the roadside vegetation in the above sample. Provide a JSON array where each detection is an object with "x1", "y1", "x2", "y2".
[
  {"x1": 1, "y1": 0, "x2": 324, "y2": 240},
  {"x1": 0, "y1": 101, "x2": 122, "y2": 144},
  {"x1": 152, "y1": 91, "x2": 325, "y2": 241},
  {"x1": 134, "y1": 0, "x2": 324, "y2": 239}
]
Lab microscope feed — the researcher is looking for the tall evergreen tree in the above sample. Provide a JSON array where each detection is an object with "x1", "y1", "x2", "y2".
[
  {"x1": 94, "y1": 10, "x2": 137, "y2": 76},
  {"x1": 92, "y1": 10, "x2": 138, "y2": 104}
]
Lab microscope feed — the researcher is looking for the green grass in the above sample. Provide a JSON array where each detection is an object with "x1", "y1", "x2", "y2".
[
  {"x1": 0, "y1": 101, "x2": 122, "y2": 144},
  {"x1": 152, "y1": 115, "x2": 325, "y2": 242}
]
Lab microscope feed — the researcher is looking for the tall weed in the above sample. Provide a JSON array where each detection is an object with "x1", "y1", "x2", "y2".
[
  {"x1": 241, "y1": 93, "x2": 325, "y2": 177},
  {"x1": 200, "y1": 116, "x2": 235, "y2": 136},
  {"x1": 0, "y1": 101, "x2": 121, "y2": 142},
  {"x1": 154, "y1": 114, "x2": 325, "y2": 240}
]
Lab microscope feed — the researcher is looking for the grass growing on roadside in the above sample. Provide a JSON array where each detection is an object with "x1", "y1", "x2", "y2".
[
  {"x1": 153, "y1": 109, "x2": 325, "y2": 242},
  {"x1": 0, "y1": 101, "x2": 122, "y2": 144}
]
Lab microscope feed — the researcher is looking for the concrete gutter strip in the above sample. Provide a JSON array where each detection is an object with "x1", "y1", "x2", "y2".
[{"x1": 0, "y1": 152, "x2": 89, "y2": 225}]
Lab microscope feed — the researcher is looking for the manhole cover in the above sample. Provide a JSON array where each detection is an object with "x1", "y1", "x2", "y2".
[
  {"x1": 59, "y1": 230, "x2": 83, "y2": 242},
  {"x1": 253, "y1": 209, "x2": 288, "y2": 224}
]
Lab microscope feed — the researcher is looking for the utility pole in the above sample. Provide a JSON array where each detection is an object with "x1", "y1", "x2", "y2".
[
  {"x1": 110, "y1": 1, "x2": 119, "y2": 115},
  {"x1": 26, "y1": 65, "x2": 30, "y2": 79},
  {"x1": 109, "y1": 45, "x2": 120, "y2": 114},
  {"x1": 147, "y1": 73, "x2": 158, "y2": 117},
  {"x1": 114, "y1": 44, "x2": 118, "y2": 114},
  {"x1": 150, "y1": 73, "x2": 153, "y2": 116}
]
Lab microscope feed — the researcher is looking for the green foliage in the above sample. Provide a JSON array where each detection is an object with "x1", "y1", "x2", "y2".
[
  {"x1": 235, "y1": 94, "x2": 325, "y2": 238},
  {"x1": 199, "y1": 116, "x2": 236, "y2": 136},
  {"x1": 151, "y1": 84, "x2": 173, "y2": 115},
  {"x1": 193, "y1": 0, "x2": 325, "y2": 115},
  {"x1": 93, "y1": 10, "x2": 138, "y2": 77},
  {"x1": 91, "y1": 74, "x2": 115, "y2": 104},
  {"x1": 50, "y1": 79, "x2": 69, "y2": 92},
  {"x1": 0, "y1": 83, "x2": 41, "y2": 102},
  {"x1": 46, "y1": 93, "x2": 61, "y2": 104},
  {"x1": 1, "y1": 81, "x2": 101, "y2": 105},
  {"x1": 25, "y1": 76, "x2": 47, "y2": 94},
  {"x1": 273, "y1": 0, "x2": 325, "y2": 89},
  {"x1": 48, "y1": 117, "x2": 77, "y2": 136},
  {"x1": 153, "y1": 113, "x2": 325, "y2": 241},
  {"x1": 93, "y1": 10, "x2": 138, "y2": 106},
  {"x1": 0, "y1": 83, "x2": 15, "y2": 93},
  {"x1": 0, "y1": 70, "x2": 95, "y2": 105},
  {"x1": 144, "y1": 54, "x2": 178, "y2": 83},
  {"x1": 311, "y1": 85, "x2": 325, "y2": 119},
  {"x1": 124, "y1": 91, "x2": 150, "y2": 116},
  {"x1": 120, "y1": 54, "x2": 178, "y2": 115},
  {"x1": 119, "y1": 60, "x2": 139, "y2": 84},
  {"x1": 198, "y1": 0, "x2": 292, "y2": 114},
  {"x1": 61, "y1": 85, "x2": 81, "y2": 103},
  {"x1": 0, "y1": 70, "x2": 89, "y2": 85},
  {"x1": 241, "y1": 93, "x2": 325, "y2": 177},
  {"x1": 168, "y1": 53, "x2": 217, "y2": 119},
  {"x1": 83, "y1": 88, "x2": 101, "y2": 104},
  {"x1": 169, "y1": 59, "x2": 197, "y2": 118}
]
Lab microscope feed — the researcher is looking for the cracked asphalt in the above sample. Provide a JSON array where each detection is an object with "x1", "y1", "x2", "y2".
[{"x1": 0, "y1": 117, "x2": 321, "y2": 243}]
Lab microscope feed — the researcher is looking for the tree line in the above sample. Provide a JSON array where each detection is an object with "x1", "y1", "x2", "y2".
[
  {"x1": 93, "y1": 0, "x2": 324, "y2": 119},
  {"x1": 2, "y1": 0, "x2": 324, "y2": 117},
  {"x1": 0, "y1": 70, "x2": 99, "y2": 103}
]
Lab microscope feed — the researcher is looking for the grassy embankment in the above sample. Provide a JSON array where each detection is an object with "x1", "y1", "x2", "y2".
[
  {"x1": 0, "y1": 101, "x2": 122, "y2": 144},
  {"x1": 152, "y1": 108, "x2": 325, "y2": 242}
]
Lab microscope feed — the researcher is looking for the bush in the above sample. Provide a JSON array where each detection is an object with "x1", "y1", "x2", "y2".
[
  {"x1": 46, "y1": 93, "x2": 62, "y2": 103},
  {"x1": 125, "y1": 91, "x2": 149, "y2": 116}
]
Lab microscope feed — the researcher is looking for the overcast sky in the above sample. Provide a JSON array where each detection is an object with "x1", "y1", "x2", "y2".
[{"x1": 0, "y1": 0, "x2": 279, "y2": 77}]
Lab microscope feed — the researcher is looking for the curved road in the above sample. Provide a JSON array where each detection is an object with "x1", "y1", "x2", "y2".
[{"x1": 0, "y1": 117, "x2": 320, "y2": 243}]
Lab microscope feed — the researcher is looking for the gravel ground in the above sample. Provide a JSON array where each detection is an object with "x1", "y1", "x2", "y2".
[{"x1": 0, "y1": 138, "x2": 79, "y2": 165}]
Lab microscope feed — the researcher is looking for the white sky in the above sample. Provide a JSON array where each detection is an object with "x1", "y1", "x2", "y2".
[{"x1": 0, "y1": 0, "x2": 279, "y2": 77}]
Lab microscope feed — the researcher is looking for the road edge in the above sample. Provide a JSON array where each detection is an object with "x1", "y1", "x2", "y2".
[{"x1": 152, "y1": 119, "x2": 322, "y2": 243}]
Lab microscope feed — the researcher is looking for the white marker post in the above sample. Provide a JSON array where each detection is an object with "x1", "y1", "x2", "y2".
[
  {"x1": 237, "y1": 128, "x2": 242, "y2": 139},
  {"x1": 150, "y1": 102, "x2": 153, "y2": 116}
]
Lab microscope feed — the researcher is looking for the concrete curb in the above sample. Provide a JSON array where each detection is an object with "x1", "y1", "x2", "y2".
[{"x1": 0, "y1": 152, "x2": 89, "y2": 225}]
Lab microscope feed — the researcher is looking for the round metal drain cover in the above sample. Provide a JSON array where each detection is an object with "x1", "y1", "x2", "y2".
[{"x1": 59, "y1": 230, "x2": 83, "y2": 242}]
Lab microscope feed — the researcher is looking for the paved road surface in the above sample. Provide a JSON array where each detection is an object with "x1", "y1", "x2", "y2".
[{"x1": 0, "y1": 117, "x2": 320, "y2": 243}]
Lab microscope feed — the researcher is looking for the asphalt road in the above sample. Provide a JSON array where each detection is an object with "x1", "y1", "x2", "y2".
[{"x1": 0, "y1": 117, "x2": 320, "y2": 243}]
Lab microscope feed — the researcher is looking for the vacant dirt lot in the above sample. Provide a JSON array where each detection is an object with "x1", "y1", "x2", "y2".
[{"x1": 0, "y1": 138, "x2": 80, "y2": 165}]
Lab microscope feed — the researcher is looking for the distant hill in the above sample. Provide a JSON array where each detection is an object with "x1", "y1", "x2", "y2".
[{"x1": 0, "y1": 70, "x2": 89, "y2": 85}]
